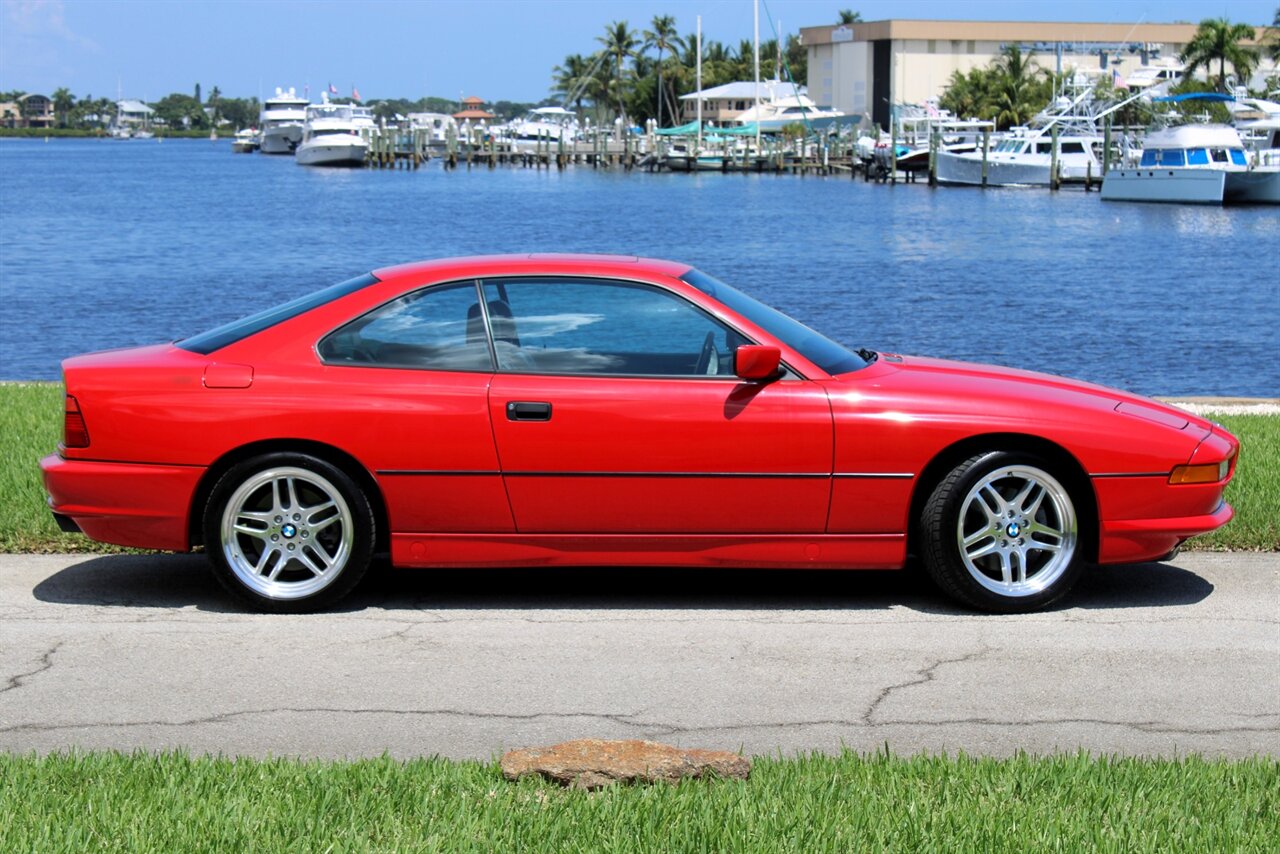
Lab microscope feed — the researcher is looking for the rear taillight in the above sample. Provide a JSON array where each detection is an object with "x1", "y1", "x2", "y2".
[{"x1": 63, "y1": 395, "x2": 90, "y2": 448}]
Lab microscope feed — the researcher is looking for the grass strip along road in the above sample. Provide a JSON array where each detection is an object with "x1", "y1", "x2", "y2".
[
  {"x1": 1, "y1": 751, "x2": 1276, "y2": 852},
  {"x1": 3, "y1": 382, "x2": 1276, "y2": 553}
]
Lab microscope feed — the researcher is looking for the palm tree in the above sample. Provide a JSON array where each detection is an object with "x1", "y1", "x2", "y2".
[
  {"x1": 1265, "y1": 8, "x2": 1279, "y2": 61},
  {"x1": 597, "y1": 21, "x2": 639, "y2": 124},
  {"x1": 1179, "y1": 18, "x2": 1259, "y2": 89},
  {"x1": 643, "y1": 15, "x2": 682, "y2": 127},
  {"x1": 552, "y1": 53, "x2": 593, "y2": 119},
  {"x1": 51, "y1": 87, "x2": 74, "y2": 128},
  {"x1": 988, "y1": 45, "x2": 1044, "y2": 129},
  {"x1": 838, "y1": 10, "x2": 862, "y2": 24}
]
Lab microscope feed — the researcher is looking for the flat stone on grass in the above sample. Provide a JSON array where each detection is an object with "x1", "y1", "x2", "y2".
[{"x1": 500, "y1": 738, "x2": 751, "y2": 789}]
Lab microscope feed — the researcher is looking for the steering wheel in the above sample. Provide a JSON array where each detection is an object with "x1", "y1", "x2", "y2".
[{"x1": 695, "y1": 331, "x2": 719, "y2": 375}]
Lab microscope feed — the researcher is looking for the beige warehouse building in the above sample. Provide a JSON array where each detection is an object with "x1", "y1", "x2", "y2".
[{"x1": 800, "y1": 19, "x2": 1275, "y2": 129}]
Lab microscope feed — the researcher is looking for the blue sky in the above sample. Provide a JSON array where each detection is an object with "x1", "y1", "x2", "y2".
[{"x1": 2, "y1": 0, "x2": 1275, "y2": 103}]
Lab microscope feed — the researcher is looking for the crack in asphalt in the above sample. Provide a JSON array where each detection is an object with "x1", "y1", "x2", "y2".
[
  {"x1": 862, "y1": 646, "x2": 993, "y2": 725},
  {"x1": 0, "y1": 706, "x2": 651, "y2": 735},
  {"x1": 1, "y1": 706, "x2": 1275, "y2": 740},
  {"x1": 0, "y1": 642, "x2": 63, "y2": 696}
]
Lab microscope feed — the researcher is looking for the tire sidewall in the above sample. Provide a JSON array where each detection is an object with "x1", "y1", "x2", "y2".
[{"x1": 203, "y1": 452, "x2": 375, "y2": 613}]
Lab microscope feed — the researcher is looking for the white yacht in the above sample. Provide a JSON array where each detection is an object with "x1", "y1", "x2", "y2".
[
  {"x1": 1101, "y1": 124, "x2": 1279, "y2": 204},
  {"x1": 735, "y1": 93, "x2": 848, "y2": 132},
  {"x1": 936, "y1": 126, "x2": 1104, "y2": 186},
  {"x1": 496, "y1": 106, "x2": 579, "y2": 152},
  {"x1": 259, "y1": 87, "x2": 309, "y2": 155},
  {"x1": 406, "y1": 112, "x2": 458, "y2": 153},
  {"x1": 1123, "y1": 61, "x2": 1184, "y2": 91},
  {"x1": 295, "y1": 100, "x2": 373, "y2": 167}
]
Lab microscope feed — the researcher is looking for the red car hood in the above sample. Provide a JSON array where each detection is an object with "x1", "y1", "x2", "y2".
[{"x1": 833, "y1": 353, "x2": 1217, "y2": 435}]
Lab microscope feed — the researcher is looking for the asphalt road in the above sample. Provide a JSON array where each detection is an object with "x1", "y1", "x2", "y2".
[{"x1": 1, "y1": 552, "x2": 1276, "y2": 760}]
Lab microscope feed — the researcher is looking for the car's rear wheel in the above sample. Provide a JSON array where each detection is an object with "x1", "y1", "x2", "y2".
[
  {"x1": 203, "y1": 453, "x2": 374, "y2": 612},
  {"x1": 920, "y1": 452, "x2": 1083, "y2": 612}
]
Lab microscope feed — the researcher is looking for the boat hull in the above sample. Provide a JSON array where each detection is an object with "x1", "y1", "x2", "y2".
[
  {"x1": 1225, "y1": 169, "x2": 1280, "y2": 204},
  {"x1": 261, "y1": 125, "x2": 303, "y2": 155},
  {"x1": 1100, "y1": 168, "x2": 1243, "y2": 205},
  {"x1": 936, "y1": 151, "x2": 1054, "y2": 186},
  {"x1": 296, "y1": 137, "x2": 368, "y2": 167}
]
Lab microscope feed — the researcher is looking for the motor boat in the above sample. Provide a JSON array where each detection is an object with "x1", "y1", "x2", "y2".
[
  {"x1": 232, "y1": 128, "x2": 261, "y2": 153},
  {"x1": 735, "y1": 92, "x2": 848, "y2": 132},
  {"x1": 259, "y1": 87, "x2": 309, "y2": 155},
  {"x1": 496, "y1": 106, "x2": 579, "y2": 152},
  {"x1": 295, "y1": 100, "x2": 374, "y2": 167},
  {"x1": 1101, "y1": 123, "x2": 1279, "y2": 204}
]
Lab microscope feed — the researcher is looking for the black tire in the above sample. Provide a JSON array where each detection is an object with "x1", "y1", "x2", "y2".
[
  {"x1": 920, "y1": 451, "x2": 1085, "y2": 613},
  {"x1": 203, "y1": 452, "x2": 375, "y2": 613}
]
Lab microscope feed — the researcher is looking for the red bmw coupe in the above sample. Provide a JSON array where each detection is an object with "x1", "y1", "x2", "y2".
[{"x1": 42, "y1": 255, "x2": 1238, "y2": 613}]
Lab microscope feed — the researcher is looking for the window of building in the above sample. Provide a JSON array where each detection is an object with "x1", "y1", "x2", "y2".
[
  {"x1": 927, "y1": 40, "x2": 936, "y2": 54},
  {"x1": 966, "y1": 40, "x2": 976, "y2": 54}
]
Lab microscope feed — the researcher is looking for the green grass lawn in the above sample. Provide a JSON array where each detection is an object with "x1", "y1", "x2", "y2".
[
  {"x1": 1, "y1": 751, "x2": 1275, "y2": 852},
  {"x1": 2, "y1": 382, "x2": 1276, "y2": 552}
]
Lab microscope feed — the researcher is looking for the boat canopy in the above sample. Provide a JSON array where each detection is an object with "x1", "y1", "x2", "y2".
[
  {"x1": 1152, "y1": 93, "x2": 1235, "y2": 103},
  {"x1": 655, "y1": 120, "x2": 702, "y2": 136}
]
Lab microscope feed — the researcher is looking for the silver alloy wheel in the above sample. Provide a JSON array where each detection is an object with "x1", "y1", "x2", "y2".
[
  {"x1": 956, "y1": 464, "x2": 1077, "y2": 598},
  {"x1": 219, "y1": 466, "x2": 355, "y2": 601}
]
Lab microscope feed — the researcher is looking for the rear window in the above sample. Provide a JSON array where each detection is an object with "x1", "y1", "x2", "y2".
[{"x1": 178, "y1": 272, "x2": 380, "y2": 355}]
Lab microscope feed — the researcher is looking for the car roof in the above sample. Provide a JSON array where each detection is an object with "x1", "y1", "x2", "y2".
[{"x1": 372, "y1": 254, "x2": 694, "y2": 283}]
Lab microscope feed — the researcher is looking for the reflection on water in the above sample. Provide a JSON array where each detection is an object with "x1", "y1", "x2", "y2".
[{"x1": 1, "y1": 138, "x2": 1277, "y2": 396}]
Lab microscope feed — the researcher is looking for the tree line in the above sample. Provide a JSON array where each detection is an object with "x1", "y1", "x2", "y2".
[
  {"x1": 548, "y1": 11, "x2": 860, "y2": 127},
  {"x1": 938, "y1": 15, "x2": 1279, "y2": 130}
]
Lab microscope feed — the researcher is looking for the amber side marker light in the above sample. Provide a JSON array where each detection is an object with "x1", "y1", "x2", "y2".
[
  {"x1": 1168, "y1": 459, "x2": 1230, "y2": 485},
  {"x1": 63, "y1": 395, "x2": 90, "y2": 448}
]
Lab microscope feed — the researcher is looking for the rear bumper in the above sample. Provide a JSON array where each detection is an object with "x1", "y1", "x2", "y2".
[{"x1": 40, "y1": 453, "x2": 204, "y2": 551}]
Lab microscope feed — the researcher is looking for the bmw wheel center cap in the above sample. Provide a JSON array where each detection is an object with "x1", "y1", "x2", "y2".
[
  {"x1": 281, "y1": 523, "x2": 297, "y2": 538},
  {"x1": 1006, "y1": 522, "x2": 1021, "y2": 538}
]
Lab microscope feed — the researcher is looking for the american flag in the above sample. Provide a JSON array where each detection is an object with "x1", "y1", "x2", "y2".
[
  {"x1": 328, "y1": 83, "x2": 338, "y2": 95},
  {"x1": 352, "y1": 87, "x2": 361, "y2": 103}
]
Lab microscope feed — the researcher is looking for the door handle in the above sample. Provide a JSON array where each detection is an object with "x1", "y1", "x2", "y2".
[{"x1": 506, "y1": 401, "x2": 552, "y2": 421}]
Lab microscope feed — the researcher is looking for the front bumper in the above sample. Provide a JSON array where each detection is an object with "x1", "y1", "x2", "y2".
[
  {"x1": 40, "y1": 453, "x2": 204, "y2": 551},
  {"x1": 1094, "y1": 476, "x2": 1234, "y2": 564}
]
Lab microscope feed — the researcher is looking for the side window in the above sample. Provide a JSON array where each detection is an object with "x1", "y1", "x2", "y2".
[
  {"x1": 318, "y1": 282, "x2": 494, "y2": 372},
  {"x1": 480, "y1": 278, "x2": 749, "y2": 376}
]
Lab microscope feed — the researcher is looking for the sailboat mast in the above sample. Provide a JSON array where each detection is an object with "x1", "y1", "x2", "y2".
[
  {"x1": 753, "y1": 0, "x2": 761, "y2": 148},
  {"x1": 696, "y1": 15, "x2": 703, "y2": 150}
]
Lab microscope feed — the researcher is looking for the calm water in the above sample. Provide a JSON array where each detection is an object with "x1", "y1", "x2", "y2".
[{"x1": 1, "y1": 137, "x2": 1277, "y2": 395}]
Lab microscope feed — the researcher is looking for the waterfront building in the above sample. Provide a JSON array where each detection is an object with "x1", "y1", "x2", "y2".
[
  {"x1": 0, "y1": 101, "x2": 21, "y2": 128},
  {"x1": 677, "y1": 80, "x2": 802, "y2": 124},
  {"x1": 16, "y1": 93, "x2": 54, "y2": 128},
  {"x1": 452, "y1": 96, "x2": 495, "y2": 123},
  {"x1": 116, "y1": 99, "x2": 155, "y2": 128},
  {"x1": 800, "y1": 19, "x2": 1277, "y2": 130}
]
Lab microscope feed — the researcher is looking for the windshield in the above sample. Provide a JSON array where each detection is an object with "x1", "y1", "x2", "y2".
[{"x1": 680, "y1": 269, "x2": 868, "y2": 375}]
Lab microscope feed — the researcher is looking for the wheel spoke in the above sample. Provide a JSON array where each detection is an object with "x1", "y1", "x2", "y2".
[
  {"x1": 997, "y1": 549, "x2": 1012, "y2": 584},
  {"x1": 254, "y1": 545, "x2": 277, "y2": 576},
  {"x1": 233, "y1": 521, "x2": 270, "y2": 539},
  {"x1": 298, "y1": 544, "x2": 333, "y2": 576},
  {"x1": 1011, "y1": 550, "x2": 1026, "y2": 584},
  {"x1": 963, "y1": 528, "x2": 993, "y2": 547},
  {"x1": 306, "y1": 501, "x2": 337, "y2": 526},
  {"x1": 978, "y1": 484, "x2": 1006, "y2": 518},
  {"x1": 285, "y1": 477, "x2": 302, "y2": 511},
  {"x1": 271, "y1": 478, "x2": 286, "y2": 514},
  {"x1": 966, "y1": 539, "x2": 1000, "y2": 560},
  {"x1": 1010, "y1": 480, "x2": 1038, "y2": 514},
  {"x1": 267, "y1": 550, "x2": 288, "y2": 581}
]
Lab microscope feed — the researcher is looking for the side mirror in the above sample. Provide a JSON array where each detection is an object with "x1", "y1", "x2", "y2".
[{"x1": 734, "y1": 345, "x2": 782, "y2": 381}]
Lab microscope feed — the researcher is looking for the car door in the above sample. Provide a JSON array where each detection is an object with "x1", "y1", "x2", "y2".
[
  {"x1": 482, "y1": 276, "x2": 834, "y2": 534},
  {"x1": 315, "y1": 280, "x2": 513, "y2": 534}
]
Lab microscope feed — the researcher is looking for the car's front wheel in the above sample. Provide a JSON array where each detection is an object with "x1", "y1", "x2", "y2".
[
  {"x1": 203, "y1": 453, "x2": 375, "y2": 612},
  {"x1": 920, "y1": 452, "x2": 1083, "y2": 612}
]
